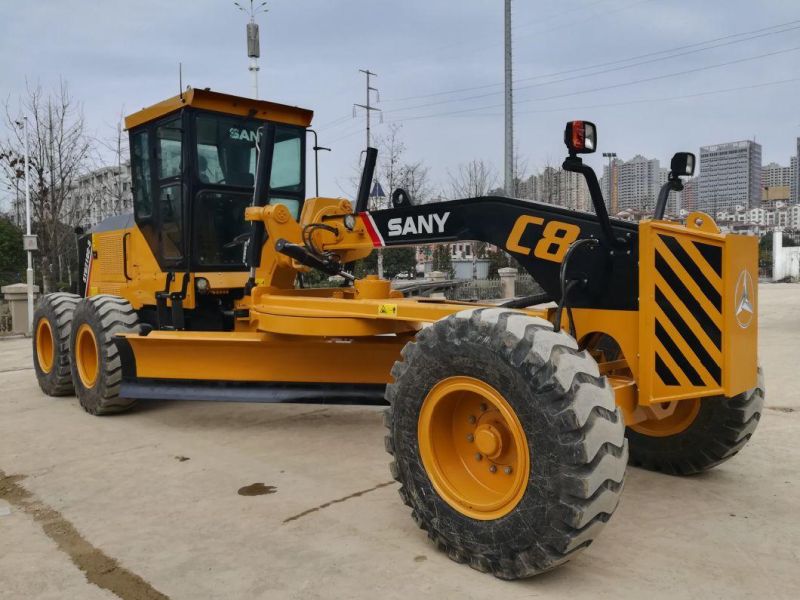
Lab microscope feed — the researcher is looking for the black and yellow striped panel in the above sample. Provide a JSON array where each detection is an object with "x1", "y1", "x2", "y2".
[{"x1": 652, "y1": 234, "x2": 723, "y2": 388}]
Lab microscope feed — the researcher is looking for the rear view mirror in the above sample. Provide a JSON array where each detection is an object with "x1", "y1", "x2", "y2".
[
  {"x1": 670, "y1": 152, "x2": 695, "y2": 177},
  {"x1": 564, "y1": 120, "x2": 597, "y2": 154}
]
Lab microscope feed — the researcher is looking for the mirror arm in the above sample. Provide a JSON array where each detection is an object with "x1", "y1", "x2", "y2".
[
  {"x1": 653, "y1": 174, "x2": 685, "y2": 220},
  {"x1": 563, "y1": 154, "x2": 624, "y2": 248}
]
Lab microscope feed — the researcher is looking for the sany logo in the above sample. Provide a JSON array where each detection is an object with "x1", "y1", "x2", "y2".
[
  {"x1": 82, "y1": 242, "x2": 92, "y2": 284},
  {"x1": 387, "y1": 212, "x2": 450, "y2": 237},
  {"x1": 229, "y1": 127, "x2": 258, "y2": 142}
]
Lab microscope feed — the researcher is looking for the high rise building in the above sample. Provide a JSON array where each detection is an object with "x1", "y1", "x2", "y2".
[
  {"x1": 698, "y1": 140, "x2": 762, "y2": 215},
  {"x1": 763, "y1": 161, "x2": 792, "y2": 187},
  {"x1": 681, "y1": 177, "x2": 698, "y2": 212},
  {"x1": 793, "y1": 139, "x2": 800, "y2": 203},
  {"x1": 601, "y1": 155, "x2": 661, "y2": 214},
  {"x1": 520, "y1": 167, "x2": 590, "y2": 212}
]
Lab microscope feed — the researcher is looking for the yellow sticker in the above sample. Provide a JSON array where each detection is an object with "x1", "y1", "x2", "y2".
[{"x1": 378, "y1": 303, "x2": 398, "y2": 317}]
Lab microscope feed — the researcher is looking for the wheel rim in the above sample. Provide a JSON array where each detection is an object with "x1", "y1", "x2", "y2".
[
  {"x1": 417, "y1": 376, "x2": 530, "y2": 520},
  {"x1": 35, "y1": 318, "x2": 55, "y2": 374},
  {"x1": 629, "y1": 399, "x2": 702, "y2": 437},
  {"x1": 75, "y1": 323, "x2": 99, "y2": 388}
]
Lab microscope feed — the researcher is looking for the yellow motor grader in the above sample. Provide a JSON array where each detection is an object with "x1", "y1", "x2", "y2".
[{"x1": 32, "y1": 89, "x2": 763, "y2": 579}]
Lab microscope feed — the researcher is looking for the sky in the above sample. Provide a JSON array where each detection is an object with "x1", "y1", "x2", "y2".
[{"x1": 1, "y1": 0, "x2": 799, "y2": 206}]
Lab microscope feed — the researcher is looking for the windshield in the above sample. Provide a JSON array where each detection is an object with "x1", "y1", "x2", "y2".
[
  {"x1": 193, "y1": 112, "x2": 305, "y2": 268},
  {"x1": 196, "y1": 113, "x2": 260, "y2": 187}
]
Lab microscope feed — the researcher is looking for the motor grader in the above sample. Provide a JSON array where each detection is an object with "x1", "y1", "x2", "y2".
[{"x1": 32, "y1": 88, "x2": 764, "y2": 579}]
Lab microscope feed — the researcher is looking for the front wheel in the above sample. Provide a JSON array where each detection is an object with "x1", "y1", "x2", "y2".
[
  {"x1": 627, "y1": 368, "x2": 764, "y2": 475},
  {"x1": 385, "y1": 308, "x2": 628, "y2": 579}
]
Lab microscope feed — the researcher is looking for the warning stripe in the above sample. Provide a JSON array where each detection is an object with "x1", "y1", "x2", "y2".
[
  {"x1": 653, "y1": 234, "x2": 723, "y2": 388},
  {"x1": 360, "y1": 212, "x2": 385, "y2": 247}
]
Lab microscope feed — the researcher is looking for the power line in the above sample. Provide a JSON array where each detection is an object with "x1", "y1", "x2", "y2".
[
  {"x1": 383, "y1": 17, "x2": 800, "y2": 105},
  {"x1": 384, "y1": 22, "x2": 800, "y2": 114},
  {"x1": 383, "y1": 0, "x2": 649, "y2": 75},
  {"x1": 382, "y1": 44, "x2": 800, "y2": 122},
  {"x1": 383, "y1": 76, "x2": 800, "y2": 124}
]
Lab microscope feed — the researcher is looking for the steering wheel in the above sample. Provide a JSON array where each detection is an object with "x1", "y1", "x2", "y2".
[{"x1": 223, "y1": 232, "x2": 251, "y2": 249}]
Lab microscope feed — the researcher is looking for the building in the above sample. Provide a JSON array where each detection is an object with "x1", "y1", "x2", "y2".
[
  {"x1": 519, "y1": 167, "x2": 590, "y2": 212},
  {"x1": 793, "y1": 142, "x2": 799, "y2": 203},
  {"x1": 70, "y1": 163, "x2": 133, "y2": 227},
  {"x1": 601, "y1": 155, "x2": 661, "y2": 215},
  {"x1": 681, "y1": 177, "x2": 698, "y2": 212},
  {"x1": 763, "y1": 162, "x2": 792, "y2": 187},
  {"x1": 698, "y1": 140, "x2": 762, "y2": 214}
]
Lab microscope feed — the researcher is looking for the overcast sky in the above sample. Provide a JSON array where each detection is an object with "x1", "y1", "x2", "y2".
[{"x1": 2, "y1": 0, "x2": 799, "y2": 204}]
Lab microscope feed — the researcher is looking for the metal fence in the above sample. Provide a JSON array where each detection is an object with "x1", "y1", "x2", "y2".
[{"x1": 448, "y1": 278, "x2": 503, "y2": 302}]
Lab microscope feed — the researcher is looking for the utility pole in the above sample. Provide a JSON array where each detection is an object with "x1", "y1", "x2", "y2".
[
  {"x1": 354, "y1": 69, "x2": 381, "y2": 153},
  {"x1": 354, "y1": 69, "x2": 382, "y2": 276},
  {"x1": 235, "y1": 1, "x2": 268, "y2": 98},
  {"x1": 603, "y1": 152, "x2": 617, "y2": 215},
  {"x1": 504, "y1": 0, "x2": 514, "y2": 196}
]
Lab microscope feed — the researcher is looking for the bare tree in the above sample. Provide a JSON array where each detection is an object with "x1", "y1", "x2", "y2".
[
  {"x1": 88, "y1": 107, "x2": 131, "y2": 219},
  {"x1": 448, "y1": 160, "x2": 497, "y2": 279},
  {"x1": 448, "y1": 159, "x2": 497, "y2": 199},
  {"x1": 1, "y1": 81, "x2": 93, "y2": 292},
  {"x1": 512, "y1": 144, "x2": 528, "y2": 198},
  {"x1": 399, "y1": 161, "x2": 431, "y2": 204}
]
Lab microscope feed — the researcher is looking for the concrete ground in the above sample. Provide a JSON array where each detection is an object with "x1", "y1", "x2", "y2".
[{"x1": 1, "y1": 284, "x2": 798, "y2": 600}]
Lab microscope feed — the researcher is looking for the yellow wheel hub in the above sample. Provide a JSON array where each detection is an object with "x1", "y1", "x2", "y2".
[
  {"x1": 417, "y1": 376, "x2": 530, "y2": 520},
  {"x1": 35, "y1": 318, "x2": 55, "y2": 374},
  {"x1": 75, "y1": 323, "x2": 99, "y2": 388},
  {"x1": 629, "y1": 399, "x2": 702, "y2": 437}
]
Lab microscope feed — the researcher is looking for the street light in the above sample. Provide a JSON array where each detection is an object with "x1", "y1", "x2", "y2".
[
  {"x1": 14, "y1": 116, "x2": 35, "y2": 335},
  {"x1": 602, "y1": 152, "x2": 617, "y2": 215},
  {"x1": 234, "y1": 1, "x2": 269, "y2": 98}
]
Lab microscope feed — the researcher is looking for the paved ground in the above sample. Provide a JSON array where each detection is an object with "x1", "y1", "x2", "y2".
[{"x1": 1, "y1": 284, "x2": 798, "y2": 600}]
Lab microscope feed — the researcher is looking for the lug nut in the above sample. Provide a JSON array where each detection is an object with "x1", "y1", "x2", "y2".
[
  {"x1": 489, "y1": 465, "x2": 497, "y2": 473},
  {"x1": 504, "y1": 466, "x2": 513, "y2": 475},
  {"x1": 475, "y1": 453, "x2": 483, "y2": 461},
  {"x1": 466, "y1": 434, "x2": 474, "y2": 442},
  {"x1": 479, "y1": 403, "x2": 488, "y2": 412},
  {"x1": 468, "y1": 415, "x2": 476, "y2": 424}
]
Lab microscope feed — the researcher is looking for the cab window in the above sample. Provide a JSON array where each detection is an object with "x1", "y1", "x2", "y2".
[
  {"x1": 195, "y1": 114, "x2": 258, "y2": 187},
  {"x1": 131, "y1": 130, "x2": 152, "y2": 219},
  {"x1": 156, "y1": 117, "x2": 182, "y2": 179},
  {"x1": 268, "y1": 126, "x2": 303, "y2": 218}
]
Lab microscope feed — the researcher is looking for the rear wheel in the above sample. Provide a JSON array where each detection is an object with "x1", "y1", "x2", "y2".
[
  {"x1": 385, "y1": 308, "x2": 628, "y2": 579},
  {"x1": 627, "y1": 368, "x2": 764, "y2": 475},
  {"x1": 70, "y1": 295, "x2": 139, "y2": 415},
  {"x1": 32, "y1": 293, "x2": 80, "y2": 396}
]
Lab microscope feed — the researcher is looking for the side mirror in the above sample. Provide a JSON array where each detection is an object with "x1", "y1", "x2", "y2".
[
  {"x1": 564, "y1": 120, "x2": 597, "y2": 154},
  {"x1": 670, "y1": 152, "x2": 695, "y2": 177}
]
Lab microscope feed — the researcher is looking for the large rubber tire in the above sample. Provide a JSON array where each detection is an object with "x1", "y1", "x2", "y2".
[
  {"x1": 385, "y1": 308, "x2": 628, "y2": 579},
  {"x1": 32, "y1": 293, "x2": 80, "y2": 396},
  {"x1": 69, "y1": 295, "x2": 139, "y2": 415},
  {"x1": 627, "y1": 368, "x2": 765, "y2": 475}
]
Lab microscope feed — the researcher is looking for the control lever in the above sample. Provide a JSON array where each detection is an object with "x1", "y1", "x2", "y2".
[{"x1": 275, "y1": 239, "x2": 355, "y2": 281}]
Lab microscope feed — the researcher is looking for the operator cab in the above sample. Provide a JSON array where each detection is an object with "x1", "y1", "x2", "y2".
[{"x1": 125, "y1": 88, "x2": 313, "y2": 272}]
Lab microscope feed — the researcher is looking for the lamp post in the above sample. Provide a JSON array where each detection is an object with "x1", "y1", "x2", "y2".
[
  {"x1": 602, "y1": 152, "x2": 617, "y2": 215},
  {"x1": 235, "y1": 1, "x2": 268, "y2": 99},
  {"x1": 16, "y1": 116, "x2": 34, "y2": 334}
]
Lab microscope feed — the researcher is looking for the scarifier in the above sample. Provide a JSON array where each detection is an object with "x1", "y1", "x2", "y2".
[{"x1": 31, "y1": 89, "x2": 764, "y2": 579}]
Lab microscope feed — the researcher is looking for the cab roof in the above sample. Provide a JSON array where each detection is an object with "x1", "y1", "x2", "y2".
[{"x1": 124, "y1": 87, "x2": 314, "y2": 130}]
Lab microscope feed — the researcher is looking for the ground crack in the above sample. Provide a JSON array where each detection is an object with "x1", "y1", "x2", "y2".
[
  {"x1": 0, "y1": 469, "x2": 169, "y2": 600},
  {"x1": 283, "y1": 480, "x2": 395, "y2": 524}
]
